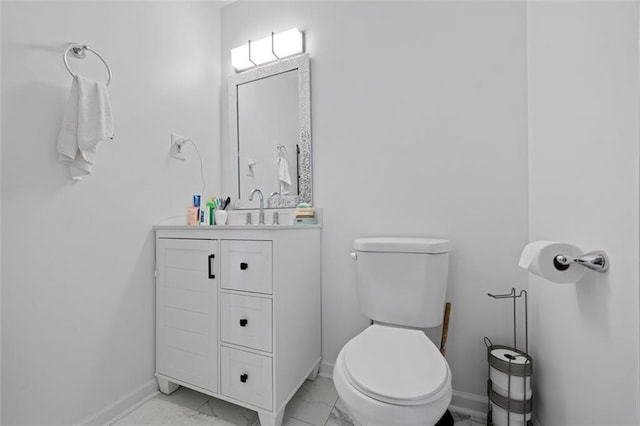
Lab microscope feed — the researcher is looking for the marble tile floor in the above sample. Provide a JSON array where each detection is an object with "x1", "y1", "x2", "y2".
[{"x1": 112, "y1": 377, "x2": 486, "y2": 426}]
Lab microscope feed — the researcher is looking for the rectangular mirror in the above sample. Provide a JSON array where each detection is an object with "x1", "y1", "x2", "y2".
[{"x1": 227, "y1": 54, "x2": 311, "y2": 209}]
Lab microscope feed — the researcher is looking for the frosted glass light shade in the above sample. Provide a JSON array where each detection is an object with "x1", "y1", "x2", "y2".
[
  {"x1": 231, "y1": 45, "x2": 253, "y2": 72},
  {"x1": 231, "y1": 28, "x2": 304, "y2": 72},
  {"x1": 250, "y1": 37, "x2": 277, "y2": 65},
  {"x1": 273, "y1": 28, "x2": 304, "y2": 58}
]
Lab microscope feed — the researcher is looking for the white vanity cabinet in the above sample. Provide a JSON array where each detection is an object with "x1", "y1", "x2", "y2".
[{"x1": 154, "y1": 225, "x2": 321, "y2": 426}]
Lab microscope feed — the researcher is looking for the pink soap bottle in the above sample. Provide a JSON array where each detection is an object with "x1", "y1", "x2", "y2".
[{"x1": 187, "y1": 206, "x2": 199, "y2": 225}]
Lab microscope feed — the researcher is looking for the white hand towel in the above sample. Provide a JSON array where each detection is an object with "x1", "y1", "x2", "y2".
[
  {"x1": 277, "y1": 150, "x2": 292, "y2": 195},
  {"x1": 57, "y1": 75, "x2": 114, "y2": 180}
]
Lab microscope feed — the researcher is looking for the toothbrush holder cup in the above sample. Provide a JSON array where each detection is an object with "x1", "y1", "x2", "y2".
[{"x1": 214, "y1": 210, "x2": 228, "y2": 225}]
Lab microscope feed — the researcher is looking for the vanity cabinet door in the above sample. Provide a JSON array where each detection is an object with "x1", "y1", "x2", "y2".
[
  {"x1": 221, "y1": 240, "x2": 273, "y2": 294},
  {"x1": 157, "y1": 238, "x2": 218, "y2": 392},
  {"x1": 220, "y1": 292, "x2": 273, "y2": 352}
]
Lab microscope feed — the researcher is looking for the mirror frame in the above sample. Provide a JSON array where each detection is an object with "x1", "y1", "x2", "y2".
[{"x1": 228, "y1": 53, "x2": 311, "y2": 209}]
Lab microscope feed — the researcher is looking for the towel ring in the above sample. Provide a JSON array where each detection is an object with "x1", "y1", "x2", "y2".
[{"x1": 63, "y1": 43, "x2": 112, "y2": 86}]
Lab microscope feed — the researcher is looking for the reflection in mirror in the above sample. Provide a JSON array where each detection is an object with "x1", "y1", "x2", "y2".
[
  {"x1": 238, "y1": 69, "x2": 299, "y2": 198},
  {"x1": 228, "y1": 54, "x2": 311, "y2": 209}
]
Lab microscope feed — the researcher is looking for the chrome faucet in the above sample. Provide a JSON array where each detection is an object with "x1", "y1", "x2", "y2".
[
  {"x1": 268, "y1": 192, "x2": 280, "y2": 225},
  {"x1": 267, "y1": 191, "x2": 280, "y2": 225},
  {"x1": 248, "y1": 188, "x2": 265, "y2": 225}
]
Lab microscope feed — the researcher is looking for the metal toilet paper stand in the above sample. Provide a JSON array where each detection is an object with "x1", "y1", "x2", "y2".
[{"x1": 484, "y1": 288, "x2": 533, "y2": 426}]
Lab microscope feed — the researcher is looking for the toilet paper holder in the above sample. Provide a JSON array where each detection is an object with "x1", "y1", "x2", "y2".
[{"x1": 553, "y1": 251, "x2": 609, "y2": 272}]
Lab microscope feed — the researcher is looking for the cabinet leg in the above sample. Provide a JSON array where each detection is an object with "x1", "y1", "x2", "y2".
[
  {"x1": 258, "y1": 407, "x2": 285, "y2": 426},
  {"x1": 157, "y1": 376, "x2": 179, "y2": 395},
  {"x1": 306, "y1": 359, "x2": 321, "y2": 381}
]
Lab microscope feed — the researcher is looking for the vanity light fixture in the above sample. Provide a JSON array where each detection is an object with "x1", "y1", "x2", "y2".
[{"x1": 231, "y1": 28, "x2": 304, "y2": 72}]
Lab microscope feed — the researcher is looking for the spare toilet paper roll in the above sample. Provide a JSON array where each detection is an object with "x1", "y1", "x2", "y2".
[{"x1": 518, "y1": 241, "x2": 586, "y2": 284}]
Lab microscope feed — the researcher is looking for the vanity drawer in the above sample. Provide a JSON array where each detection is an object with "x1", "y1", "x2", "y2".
[
  {"x1": 220, "y1": 292, "x2": 272, "y2": 352},
  {"x1": 221, "y1": 346, "x2": 273, "y2": 410},
  {"x1": 221, "y1": 240, "x2": 272, "y2": 294}
]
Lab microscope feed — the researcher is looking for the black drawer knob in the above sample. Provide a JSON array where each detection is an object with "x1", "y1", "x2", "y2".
[
  {"x1": 240, "y1": 262, "x2": 248, "y2": 270},
  {"x1": 240, "y1": 373, "x2": 248, "y2": 383},
  {"x1": 239, "y1": 318, "x2": 248, "y2": 327}
]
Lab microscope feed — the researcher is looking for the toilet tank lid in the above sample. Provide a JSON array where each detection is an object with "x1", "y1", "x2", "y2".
[{"x1": 353, "y1": 237, "x2": 451, "y2": 254}]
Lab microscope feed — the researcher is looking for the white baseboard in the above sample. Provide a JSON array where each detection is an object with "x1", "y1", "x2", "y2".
[
  {"x1": 449, "y1": 390, "x2": 488, "y2": 419},
  {"x1": 319, "y1": 359, "x2": 334, "y2": 379},
  {"x1": 78, "y1": 379, "x2": 158, "y2": 426},
  {"x1": 450, "y1": 391, "x2": 541, "y2": 425}
]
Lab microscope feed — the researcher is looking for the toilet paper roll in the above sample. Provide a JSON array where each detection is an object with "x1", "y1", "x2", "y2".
[{"x1": 518, "y1": 241, "x2": 586, "y2": 284}]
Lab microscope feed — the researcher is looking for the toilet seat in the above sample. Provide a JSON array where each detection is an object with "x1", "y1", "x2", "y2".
[{"x1": 342, "y1": 325, "x2": 449, "y2": 406}]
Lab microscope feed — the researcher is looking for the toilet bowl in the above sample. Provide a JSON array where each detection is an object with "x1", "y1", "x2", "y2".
[{"x1": 333, "y1": 324, "x2": 452, "y2": 426}]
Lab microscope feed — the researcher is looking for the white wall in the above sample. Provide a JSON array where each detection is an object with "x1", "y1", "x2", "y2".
[
  {"x1": 527, "y1": 2, "x2": 640, "y2": 425},
  {"x1": 5, "y1": 2, "x2": 636, "y2": 425},
  {"x1": 221, "y1": 1, "x2": 529, "y2": 406},
  {"x1": 0, "y1": 2, "x2": 3, "y2": 421},
  {"x1": 0, "y1": 2, "x2": 221, "y2": 424}
]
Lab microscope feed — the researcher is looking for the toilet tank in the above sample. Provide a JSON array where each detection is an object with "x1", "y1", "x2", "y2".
[{"x1": 353, "y1": 237, "x2": 451, "y2": 328}]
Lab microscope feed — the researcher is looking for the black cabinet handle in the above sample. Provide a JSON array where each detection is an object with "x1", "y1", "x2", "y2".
[
  {"x1": 240, "y1": 262, "x2": 248, "y2": 270},
  {"x1": 208, "y1": 254, "x2": 216, "y2": 279},
  {"x1": 240, "y1": 373, "x2": 248, "y2": 383},
  {"x1": 239, "y1": 318, "x2": 248, "y2": 327}
]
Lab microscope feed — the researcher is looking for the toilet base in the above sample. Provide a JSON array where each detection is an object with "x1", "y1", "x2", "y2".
[{"x1": 435, "y1": 410, "x2": 454, "y2": 426}]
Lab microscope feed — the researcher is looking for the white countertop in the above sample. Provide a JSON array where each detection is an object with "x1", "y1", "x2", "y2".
[{"x1": 153, "y1": 224, "x2": 321, "y2": 231}]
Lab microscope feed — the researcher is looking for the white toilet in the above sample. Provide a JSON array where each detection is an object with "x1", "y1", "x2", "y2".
[{"x1": 333, "y1": 237, "x2": 453, "y2": 426}]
